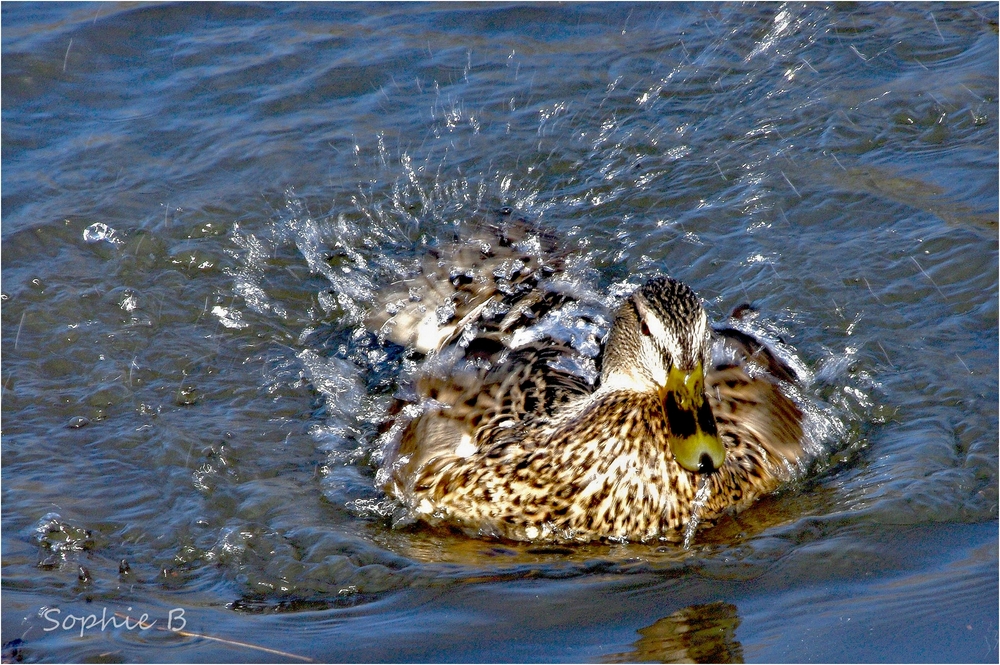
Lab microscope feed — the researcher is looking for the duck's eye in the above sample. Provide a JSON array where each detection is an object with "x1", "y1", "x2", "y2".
[{"x1": 640, "y1": 320, "x2": 651, "y2": 336}]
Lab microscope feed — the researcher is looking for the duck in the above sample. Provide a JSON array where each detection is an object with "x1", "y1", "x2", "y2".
[{"x1": 367, "y1": 211, "x2": 808, "y2": 543}]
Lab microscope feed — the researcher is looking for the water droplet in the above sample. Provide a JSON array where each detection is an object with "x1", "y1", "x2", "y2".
[
  {"x1": 211, "y1": 305, "x2": 248, "y2": 329},
  {"x1": 176, "y1": 386, "x2": 198, "y2": 406},
  {"x1": 683, "y1": 477, "x2": 712, "y2": 549},
  {"x1": 82, "y1": 222, "x2": 123, "y2": 245}
]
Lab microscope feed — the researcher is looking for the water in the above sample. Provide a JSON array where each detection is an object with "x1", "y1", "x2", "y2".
[
  {"x1": 683, "y1": 478, "x2": 713, "y2": 551},
  {"x1": 2, "y1": 2, "x2": 997, "y2": 662}
]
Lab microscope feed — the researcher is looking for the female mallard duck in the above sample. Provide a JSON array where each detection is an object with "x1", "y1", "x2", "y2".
[{"x1": 369, "y1": 215, "x2": 807, "y2": 543}]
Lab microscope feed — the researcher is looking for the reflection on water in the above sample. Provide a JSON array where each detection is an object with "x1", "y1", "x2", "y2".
[
  {"x1": 605, "y1": 601, "x2": 743, "y2": 664},
  {"x1": 829, "y1": 163, "x2": 998, "y2": 232}
]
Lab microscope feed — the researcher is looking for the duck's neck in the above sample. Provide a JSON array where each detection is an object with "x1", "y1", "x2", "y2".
[{"x1": 596, "y1": 368, "x2": 659, "y2": 396}]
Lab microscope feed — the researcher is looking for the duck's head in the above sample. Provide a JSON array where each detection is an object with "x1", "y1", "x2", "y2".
[{"x1": 601, "y1": 276, "x2": 725, "y2": 475}]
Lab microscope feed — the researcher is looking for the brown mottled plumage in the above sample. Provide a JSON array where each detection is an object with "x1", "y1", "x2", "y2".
[{"x1": 370, "y1": 215, "x2": 806, "y2": 543}]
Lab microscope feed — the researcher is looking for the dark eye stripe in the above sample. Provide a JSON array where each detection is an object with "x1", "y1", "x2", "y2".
[{"x1": 632, "y1": 299, "x2": 652, "y2": 337}]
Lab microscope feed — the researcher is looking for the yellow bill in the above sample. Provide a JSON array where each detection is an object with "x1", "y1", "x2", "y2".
[{"x1": 661, "y1": 363, "x2": 726, "y2": 474}]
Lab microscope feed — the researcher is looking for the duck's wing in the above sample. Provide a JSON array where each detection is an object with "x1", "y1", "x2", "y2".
[
  {"x1": 713, "y1": 326, "x2": 799, "y2": 384},
  {"x1": 480, "y1": 343, "x2": 594, "y2": 427},
  {"x1": 385, "y1": 342, "x2": 593, "y2": 490},
  {"x1": 367, "y1": 215, "x2": 565, "y2": 354},
  {"x1": 707, "y1": 328, "x2": 805, "y2": 476},
  {"x1": 370, "y1": 213, "x2": 594, "y2": 493}
]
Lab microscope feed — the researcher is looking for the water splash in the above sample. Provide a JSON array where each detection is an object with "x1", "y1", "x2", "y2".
[
  {"x1": 682, "y1": 476, "x2": 712, "y2": 550},
  {"x1": 82, "y1": 221, "x2": 123, "y2": 245}
]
